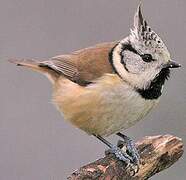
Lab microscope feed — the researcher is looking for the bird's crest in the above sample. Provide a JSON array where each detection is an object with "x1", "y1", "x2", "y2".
[{"x1": 129, "y1": 3, "x2": 167, "y2": 53}]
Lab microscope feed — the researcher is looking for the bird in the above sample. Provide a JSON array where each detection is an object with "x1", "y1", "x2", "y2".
[{"x1": 9, "y1": 3, "x2": 181, "y2": 173}]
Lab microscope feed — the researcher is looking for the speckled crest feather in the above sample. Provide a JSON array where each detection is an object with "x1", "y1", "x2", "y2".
[{"x1": 129, "y1": 3, "x2": 168, "y2": 54}]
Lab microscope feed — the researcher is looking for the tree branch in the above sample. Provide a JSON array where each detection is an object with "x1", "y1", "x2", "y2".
[{"x1": 68, "y1": 135, "x2": 183, "y2": 180}]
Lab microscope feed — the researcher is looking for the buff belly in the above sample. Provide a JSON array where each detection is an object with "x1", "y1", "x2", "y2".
[{"x1": 53, "y1": 74, "x2": 159, "y2": 137}]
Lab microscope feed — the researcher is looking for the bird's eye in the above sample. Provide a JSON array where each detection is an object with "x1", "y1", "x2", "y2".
[{"x1": 141, "y1": 54, "x2": 154, "y2": 63}]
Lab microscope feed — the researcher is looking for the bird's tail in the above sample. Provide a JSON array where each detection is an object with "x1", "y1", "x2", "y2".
[
  {"x1": 9, "y1": 59, "x2": 59, "y2": 83},
  {"x1": 9, "y1": 58, "x2": 42, "y2": 70}
]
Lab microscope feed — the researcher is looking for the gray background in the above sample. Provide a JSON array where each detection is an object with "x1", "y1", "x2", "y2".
[{"x1": 0, "y1": 0, "x2": 185, "y2": 179}]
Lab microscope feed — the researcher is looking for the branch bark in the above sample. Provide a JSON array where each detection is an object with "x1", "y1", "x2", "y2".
[{"x1": 68, "y1": 135, "x2": 183, "y2": 180}]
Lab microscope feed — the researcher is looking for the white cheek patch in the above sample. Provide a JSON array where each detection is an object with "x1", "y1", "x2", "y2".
[{"x1": 123, "y1": 50, "x2": 147, "y2": 73}]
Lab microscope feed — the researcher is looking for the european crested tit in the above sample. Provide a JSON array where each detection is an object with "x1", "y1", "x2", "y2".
[{"x1": 9, "y1": 3, "x2": 181, "y2": 173}]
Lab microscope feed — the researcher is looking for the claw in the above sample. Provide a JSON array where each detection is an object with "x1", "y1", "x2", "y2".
[{"x1": 105, "y1": 145, "x2": 132, "y2": 163}]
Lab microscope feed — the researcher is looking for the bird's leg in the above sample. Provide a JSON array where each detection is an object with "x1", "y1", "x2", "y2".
[
  {"x1": 116, "y1": 132, "x2": 140, "y2": 167},
  {"x1": 93, "y1": 134, "x2": 133, "y2": 166}
]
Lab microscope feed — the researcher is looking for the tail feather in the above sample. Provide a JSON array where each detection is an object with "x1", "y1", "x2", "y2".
[
  {"x1": 9, "y1": 59, "x2": 41, "y2": 70},
  {"x1": 9, "y1": 58, "x2": 59, "y2": 83}
]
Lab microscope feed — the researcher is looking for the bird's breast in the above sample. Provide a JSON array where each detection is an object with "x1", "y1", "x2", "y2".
[{"x1": 53, "y1": 74, "x2": 159, "y2": 136}]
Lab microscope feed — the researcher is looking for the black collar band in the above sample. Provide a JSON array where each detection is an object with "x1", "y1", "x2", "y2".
[
  {"x1": 137, "y1": 68, "x2": 170, "y2": 100},
  {"x1": 109, "y1": 43, "x2": 120, "y2": 75}
]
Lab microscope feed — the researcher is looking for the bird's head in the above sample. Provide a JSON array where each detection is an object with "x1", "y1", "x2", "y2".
[{"x1": 111, "y1": 3, "x2": 181, "y2": 90}]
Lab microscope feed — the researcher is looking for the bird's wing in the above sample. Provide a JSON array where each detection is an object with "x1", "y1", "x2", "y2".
[{"x1": 40, "y1": 41, "x2": 118, "y2": 85}]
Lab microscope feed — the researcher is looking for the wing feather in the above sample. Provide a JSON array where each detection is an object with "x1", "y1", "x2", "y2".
[
  {"x1": 40, "y1": 58, "x2": 78, "y2": 80},
  {"x1": 39, "y1": 42, "x2": 117, "y2": 85}
]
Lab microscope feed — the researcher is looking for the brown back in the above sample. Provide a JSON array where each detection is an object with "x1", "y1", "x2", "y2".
[{"x1": 40, "y1": 41, "x2": 118, "y2": 85}]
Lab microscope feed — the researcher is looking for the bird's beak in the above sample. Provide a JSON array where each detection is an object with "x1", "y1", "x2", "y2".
[{"x1": 163, "y1": 60, "x2": 181, "y2": 69}]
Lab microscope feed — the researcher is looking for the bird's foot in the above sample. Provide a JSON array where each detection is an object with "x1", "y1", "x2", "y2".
[
  {"x1": 105, "y1": 144, "x2": 132, "y2": 162},
  {"x1": 117, "y1": 139, "x2": 140, "y2": 173},
  {"x1": 93, "y1": 133, "x2": 140, "y2": 176},
  {"x1": 116, "y1": 133, "x2": 140, "y2": 174},
  {"x1": 105, "y1": 144, "x2": 139, "y2": 176}
]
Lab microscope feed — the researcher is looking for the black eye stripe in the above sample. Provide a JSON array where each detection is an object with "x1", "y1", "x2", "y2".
[
  {"x1": 120, "y1": 44, "x2": 155, "y2": 63},
  {"x1": 115, "y1": 43, "x2": 155, "y2": 73},
  {"x1": 121, "y1": 44, "x2": 139, "y2": 55}
]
